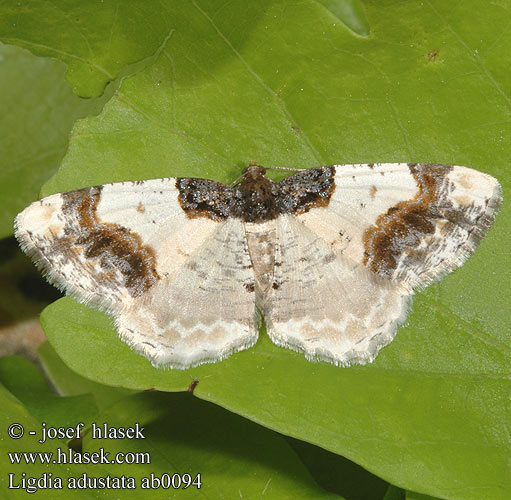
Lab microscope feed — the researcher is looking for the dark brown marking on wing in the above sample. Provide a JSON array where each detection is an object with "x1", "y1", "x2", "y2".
[
  {"x1": 176, "y1": 165, "x2": 336, "y2": 223},
  {"x1": 276, "y1": 166, "x2": 336, "y2": 217},
  {"x1": 363, "y1": 163, "x2": 501, "y2": 282},
  {"x1": 60, "y1": 186, "x2": 159, "y2": 297},
  {"x1": 362, "y1": 164, "x2": 454, "y2": 278},
  {"x1": 176, "y1": 178, "x2": 234, "y2": 222}
]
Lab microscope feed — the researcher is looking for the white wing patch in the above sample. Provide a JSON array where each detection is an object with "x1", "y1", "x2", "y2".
[
  {"x1": 262, "y1": 215, "x2": 410, "y2": 366},
  {"x1": 15, "y1": 163, "x2": 502, "y2": 369},
  {"x1": 96, "y1": 181, "x2": 221, "y2": 283},
  {"x1": 297, "y1": 163, "x2": 419, "y2": 266}
]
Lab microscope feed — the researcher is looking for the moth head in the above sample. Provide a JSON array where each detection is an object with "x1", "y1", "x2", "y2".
[{"x1": 241, "y1": 164, "x2": 267, "y2": 179}]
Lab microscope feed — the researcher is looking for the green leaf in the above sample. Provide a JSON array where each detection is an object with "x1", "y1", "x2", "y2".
[
  {"x1": 0, "y1": 356, "x2": 97, "y2": 431},
  {"x1": 38, "y1": 341, "x2": 136, "y2": 411},
  {"x1": 406, "y1": 491, "x2": 442, "y2": 500},
  {"x1": 82, "y1": 391, "x2": 341, "y2": 499},
  {"x1": 0, "y1": 1, "x2": 173, "y2": 97},
  {"x1": 10, "y1": 0, "x2": 511, "y2": 498},
  {"x1": 41, "y1": 300, "x2": 194, "y2": 392},
  {"x1": 0, "y1": 43, "x2": 108, "y2": 238},
  {"x1": 0, "y1": 378, "x2": 111, "y2": 499},
  {"x1": 287, "y1": 437, "x2": 389, "y2": 499},
  {"x1": 384, "y1": 485, "x2": 405, "y2": 500},
  {"x1": 314, "y1": 0, "x2": 370, "y2": 37}
]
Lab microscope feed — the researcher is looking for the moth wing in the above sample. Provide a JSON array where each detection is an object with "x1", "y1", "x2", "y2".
[
  {"x1": 292, "y1": 163, "x2": 501, "y2": 291},
  {"x1": 265, "y1": 214, "x2": 410, "y2": 366},
  {"x1": 267, "y1": 163, "x2": 501, "y2": 365},
  {"x1": 15, "y1": 179, "x2": 220, "y2": 310},
  {"x1": 117, "y1": 216, "x2": 259, "y2": 368},
  {"x1": 15, "y1": 178, "x2": 259, "y2": 368}
]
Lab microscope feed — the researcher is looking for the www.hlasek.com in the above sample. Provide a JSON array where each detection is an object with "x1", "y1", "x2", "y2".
[{"x1": 6, "y1": 421, "x2": 202, "y2": 493}]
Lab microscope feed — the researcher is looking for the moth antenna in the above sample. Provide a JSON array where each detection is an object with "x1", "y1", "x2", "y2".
[
  {"x1": 230, "y1": 173, "x2": 245, "y2": 187},
  {"x1": 265, "y1": 166, "x2": 307, "y2": 172}
]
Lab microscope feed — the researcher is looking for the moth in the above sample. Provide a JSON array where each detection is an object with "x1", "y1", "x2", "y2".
[{"x1": 15, "y1": 163, "x2": 502, "y2": 369}]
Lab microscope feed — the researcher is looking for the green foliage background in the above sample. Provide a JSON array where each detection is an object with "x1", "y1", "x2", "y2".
[{"x1": 0, "y1": 0, "x2": 510, "y2": 498}]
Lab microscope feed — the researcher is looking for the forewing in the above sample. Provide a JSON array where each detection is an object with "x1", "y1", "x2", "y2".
[
  {"x1": 15, "y1": 178, "x2": 223, "y2": 311},
  {"x1": 293, "y1": 163, "x2": 502, "y2": 290}
]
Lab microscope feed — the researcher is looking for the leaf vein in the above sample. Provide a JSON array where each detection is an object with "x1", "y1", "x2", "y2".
[{"x1": 190, "y1": 0, "x2": 324, "y2": 163}]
